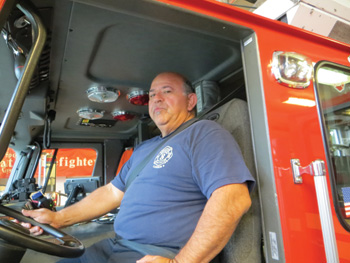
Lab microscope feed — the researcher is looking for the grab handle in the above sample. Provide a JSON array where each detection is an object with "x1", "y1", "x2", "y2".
[
  {"x1": 0, "y1": 1, "x2": 47, "y2": 160},
  {"x1": 291, "y1": 159, "x2": 339, "y2": 263}
]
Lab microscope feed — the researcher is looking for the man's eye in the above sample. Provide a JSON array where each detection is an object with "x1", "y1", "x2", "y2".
[
  {"x1": 163, "y1": 90, "x2": 171, "y2": 94},
  {"x1": 149, "y1": 93, "x2": 155, "y2": 98}
]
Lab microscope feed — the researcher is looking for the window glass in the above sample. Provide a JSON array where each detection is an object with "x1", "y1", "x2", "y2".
[
  {"x1": 33, "y1": 148, "x2": 97, "y2": 206},
  {"x1": 315, "y1": 63, "x2": 350, "y2": 229},
  {"x1": 0, "y1": 147, "x2": 16, "y2": 193}
]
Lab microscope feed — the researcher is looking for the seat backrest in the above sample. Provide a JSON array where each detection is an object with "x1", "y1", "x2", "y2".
[
  {"x1": 204, "y1": 98, "x2": 262, "y2": 263},
  {"x1": 116, "y1": 147, "x2": 134, "y2": 176}
]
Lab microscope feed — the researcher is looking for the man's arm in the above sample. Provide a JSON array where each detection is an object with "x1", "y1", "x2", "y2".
[
  {"x1": 137, "y1": 183, "x2": 251, "y2": 263},
  {"x1": 22, "y1": 182, "x2": 124, "y2": 231}
]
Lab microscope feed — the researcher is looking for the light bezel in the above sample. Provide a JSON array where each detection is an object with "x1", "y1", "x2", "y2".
[
  {"x1": 86, "y1": 86, "x2": 120, "y2": 103},
  {"x1": 271, "y1": 51, "x2": 313, "y2": 89},
  {"x1": 111, "y1": 110, "x2": 137, "y2": 121},
  {"x1": 77, "y1": 108, "x2": 105, "y2": 120},
  {"x1": 127, "y1": 90, "x2": 149, "y2": 106}
]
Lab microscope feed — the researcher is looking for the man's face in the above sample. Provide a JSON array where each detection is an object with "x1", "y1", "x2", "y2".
[{"x1": 148, "y1": 73, "x2": 196, "y2": 135}]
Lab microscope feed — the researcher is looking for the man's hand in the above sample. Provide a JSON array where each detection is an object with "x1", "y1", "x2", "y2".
[
  {"x1": 19, "y1": 221, "x2": 44, "y2": 236},
  {"x1": 21, "y1": 183, "x2": 123, "y2": 233},
  {"x1": 22, "y1": 208, "x2": 57, "y2": 224},
  {"x1": 21, "y1": 207, "x2": 60, "y2": 235},
  {"x1": 13, "y1": 219, "x2": 44, "y2": 236},
  {"x1": 136, "y1": 255, "x2": 177, "y2": 263}
]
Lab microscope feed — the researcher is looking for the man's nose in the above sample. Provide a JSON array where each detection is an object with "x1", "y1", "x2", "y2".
[{"x1": 151, "y1": 92, "x2": 163, "y2": 103}]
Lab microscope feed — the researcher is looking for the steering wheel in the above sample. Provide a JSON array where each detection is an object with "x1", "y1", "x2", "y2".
[{"x1": 0, "y1": 205, "x2": 85, "y2": 258}]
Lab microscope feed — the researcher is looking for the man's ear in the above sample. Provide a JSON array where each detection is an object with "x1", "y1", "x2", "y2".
[{"x1": 187, "y1": 93, "x2": 197, "y2": 112}]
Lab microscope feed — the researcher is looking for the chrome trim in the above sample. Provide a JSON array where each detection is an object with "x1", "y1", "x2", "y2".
[
  {"x1": 77, "y1": 108, "x2": 105, "y2": 120},
  {"x1": 127, "y1": 90, "x2": 149, "y2": 99},
  {"x1": 111, "y1": 110, "x2": 137, "y2": 117},
  {"x1": 86, "y1": 86, "x2": 120, "y2": 103},
  {"x1": 311, "y1": 159, "x2": 326, "y2": 177},
  {"x1": 314, "y1": 174, "x2": 339, "y2": 263},
  {"x1": 291, "y1": 159, "x2": 303, "y2": 184}
]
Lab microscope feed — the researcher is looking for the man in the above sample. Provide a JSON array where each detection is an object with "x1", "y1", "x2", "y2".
[{"x1": 23, "y1": 72, "x2": 254, "y2": 263}]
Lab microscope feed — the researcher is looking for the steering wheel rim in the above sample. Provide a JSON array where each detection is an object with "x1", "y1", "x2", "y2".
[{"x1": 0, "y1": 205, "x2": 85, "y2": 258}]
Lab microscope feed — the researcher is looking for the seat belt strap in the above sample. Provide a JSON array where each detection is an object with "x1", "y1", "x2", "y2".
[
  {"x1": 115, "y1": 238, "x2": 177, "y2": 259},
  {"x1": 125, "y1": 117, "x2": 198, "y2": 191}
]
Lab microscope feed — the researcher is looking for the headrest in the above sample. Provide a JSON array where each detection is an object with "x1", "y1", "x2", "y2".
[{"x1": 194, "y1": 80, "x2": 220, "y2": 115}]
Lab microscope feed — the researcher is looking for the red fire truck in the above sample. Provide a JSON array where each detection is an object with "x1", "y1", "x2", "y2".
[{"x1": 0, "y1": 0, "x2": 349, "y2": 262}]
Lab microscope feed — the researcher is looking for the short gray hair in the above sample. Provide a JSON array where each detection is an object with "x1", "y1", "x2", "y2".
[{"x1": 183, "y1": 79, "x2": 195, "y2": 95}]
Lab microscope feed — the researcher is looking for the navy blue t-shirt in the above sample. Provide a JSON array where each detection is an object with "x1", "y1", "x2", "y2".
[{"x1": 111, "y1": 119, "x2": 255, "y2": 248}]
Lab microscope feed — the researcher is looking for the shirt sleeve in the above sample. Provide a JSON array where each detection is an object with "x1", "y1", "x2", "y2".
[{"x1": 190, "y1": 123, "x2": 255, "y2": 199}]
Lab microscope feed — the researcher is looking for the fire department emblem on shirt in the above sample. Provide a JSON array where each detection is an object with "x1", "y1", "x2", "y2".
[{"x1": 153, "y1": 146, "x2": 173, "y2": 168}]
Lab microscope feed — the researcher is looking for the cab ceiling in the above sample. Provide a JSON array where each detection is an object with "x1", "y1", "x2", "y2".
[{"x1": 47, "y1": 0, "x2": 253, "y2": 141}]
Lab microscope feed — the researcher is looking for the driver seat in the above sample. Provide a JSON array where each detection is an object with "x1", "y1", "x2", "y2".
[{"x1": 205, "y1": 98, "x2": 262, "y2": 263}]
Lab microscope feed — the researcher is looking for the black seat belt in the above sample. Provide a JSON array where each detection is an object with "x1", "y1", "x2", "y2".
[{"x1": 125, "y1": 117, "x2": 198, "y2": 191}]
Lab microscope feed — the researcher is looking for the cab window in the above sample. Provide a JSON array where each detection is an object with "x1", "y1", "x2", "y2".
[
  {"x1": 315, "y1": 62, "x2": 350, "y2": 231},
  {"x1": 0, "y1": 147, "x2": 16, "y2": 193},
  {"x1": 33, "y1": 148, "x2": 97, "y2": 206}
]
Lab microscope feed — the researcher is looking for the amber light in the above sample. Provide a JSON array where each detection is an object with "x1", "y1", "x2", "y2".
[
  {"x1": 127, "y1": 91, "x2": 149, "y2": 105},
  {"x1": 77, "y1": 108, "x2": 104, "y2": 120},
  {"x1": 112, "y1": 111, "x2": 136, "y2": 121}
]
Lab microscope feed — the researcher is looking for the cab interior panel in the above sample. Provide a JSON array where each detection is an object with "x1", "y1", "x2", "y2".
[{"x1": 1, "y1": 0, "x2": 254, "y2": 148}]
